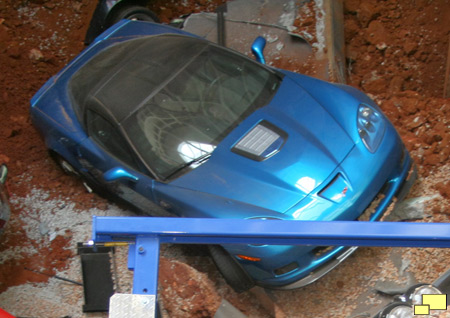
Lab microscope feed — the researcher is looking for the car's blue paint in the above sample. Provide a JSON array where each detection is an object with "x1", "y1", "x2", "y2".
[
  {"x1": 170, "y1": 76, "x2": 355, "y2": 213},
  {"x1": 104, "y1": 168, "x2": 139, "y2": 182},
  {"x1": 30, "y1": 20, "x2": 415, "y2": 289}
]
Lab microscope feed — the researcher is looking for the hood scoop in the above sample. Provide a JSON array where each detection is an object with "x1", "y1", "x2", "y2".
[{"x1": 232, "y1": 121, "x2": 287, "y2": 161}]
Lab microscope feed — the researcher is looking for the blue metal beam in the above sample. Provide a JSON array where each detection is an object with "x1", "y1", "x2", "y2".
[
  {"x1": 93, "y1": 217, "x2": 450, "y2": 248},
  {"x1": 97, "y1": 216, "x2": 450, "y2": 316}
]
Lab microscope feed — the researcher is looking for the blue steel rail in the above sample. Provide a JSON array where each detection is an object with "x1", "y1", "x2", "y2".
[{"x1": 92, "y1": 216, "x2": 450, "y2": 301}]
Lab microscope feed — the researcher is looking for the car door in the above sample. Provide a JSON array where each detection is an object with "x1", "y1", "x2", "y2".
[{"x1": 76, "y1": 108, "x2": 172, "y2": 216}]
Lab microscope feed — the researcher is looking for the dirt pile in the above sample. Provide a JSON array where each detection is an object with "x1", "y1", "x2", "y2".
[
  {"x1": 344, "y1": 0, "x2": 449, "y2": 98},
  {"x1": 159, "y1": 258, "x2": 222, "y2": 317}
]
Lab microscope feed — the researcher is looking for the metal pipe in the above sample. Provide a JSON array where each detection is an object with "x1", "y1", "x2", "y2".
[{"x1": 216, "y1": 4, "x2": 227, "y2": 46}]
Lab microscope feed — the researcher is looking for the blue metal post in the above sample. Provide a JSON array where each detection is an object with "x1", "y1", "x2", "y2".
[{"x1": 130, "y1": 236, "x2": 160, "y2": 295}]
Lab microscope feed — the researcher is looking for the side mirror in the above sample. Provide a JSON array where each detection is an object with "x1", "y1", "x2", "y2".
[
  {"x1": 0, "y1": 165, "x2": 7, "y2": 185},
  {"x1": 104, "y1": 167, "x2": 139, "y2": 182},
  {"x1": 251, "y1": 36, "x2": 267, "y2": 64}
]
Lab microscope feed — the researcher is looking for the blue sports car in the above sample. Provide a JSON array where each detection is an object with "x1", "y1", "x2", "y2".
[{"x1": 30, "y1": 20, "x2": 416, "y2": 292}]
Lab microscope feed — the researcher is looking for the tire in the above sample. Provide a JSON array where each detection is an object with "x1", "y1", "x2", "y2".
[
  {"x1": 109, "y1": 5, "x2": 159, "y2": 26},
  {"x1": 208, "y1": 245, "x2": 255, "y2": 293}
]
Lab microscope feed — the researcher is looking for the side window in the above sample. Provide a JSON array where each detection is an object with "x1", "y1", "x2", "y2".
[{"x1": 86, "y1": 109, "x2": 139, "y2": 170}]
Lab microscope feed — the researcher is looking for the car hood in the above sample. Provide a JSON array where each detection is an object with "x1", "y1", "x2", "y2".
[{"x1": 170, "y1": 76, "x2": 354, "y2": 214}]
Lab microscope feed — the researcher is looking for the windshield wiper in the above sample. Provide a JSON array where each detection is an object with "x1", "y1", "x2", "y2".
[{"x1": 165, "y1": 153, "x2": 211, "y2": 180}]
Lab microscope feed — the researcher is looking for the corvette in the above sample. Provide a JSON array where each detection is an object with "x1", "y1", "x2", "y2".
[{"x1": 30, "y1": 20, "x2": 416, "y2": 291}]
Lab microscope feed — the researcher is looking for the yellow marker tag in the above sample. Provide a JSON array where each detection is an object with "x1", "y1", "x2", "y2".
[
  {"x1": 104, "y1": 242, "x2": 130, "y2": 247},
  {"x1": 422, "y1": 294, "x2": 447, "y2": 310},
  {"x1": 414, "y1": 305, "x2": 430, "y2": 315}
]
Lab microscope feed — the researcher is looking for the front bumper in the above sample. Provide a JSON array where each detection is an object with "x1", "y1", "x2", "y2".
[
  {"x1": 240, "y1": 130, "x2": 417, "y2": 289},
  {"x1": 276, "y1": 159, "x2": 417, "y2": 290}
]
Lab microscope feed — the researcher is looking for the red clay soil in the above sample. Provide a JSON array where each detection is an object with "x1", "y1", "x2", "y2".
[{"x1": 0, "y1": 0, "x2": 449, "y2": 310}]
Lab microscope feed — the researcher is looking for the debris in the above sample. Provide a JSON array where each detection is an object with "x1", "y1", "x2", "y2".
[
  {"x1": 39, "y1": 222, "x2": 49, "y2": 236},
  {"x1": 24, "y1": 267, "x2": 83, "y2": 286},
  {"x1": 384, "y1": 195, "x2": 439, "y2": 221},
  {"x1": 28, "y1": 48, "x2": 44, "y2": 61},
  {"x1": 374, "y1": 272, "x2": 417, "y2": 295}
]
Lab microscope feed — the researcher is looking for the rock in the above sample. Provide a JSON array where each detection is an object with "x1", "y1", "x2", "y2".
[
  {"x1": 403, "y1": 39, "x2": 418, "y2": 55},
  {"x1": 385, "y1": 195, "x2": 439, "y2": 221},
  {"x1": 374, "y1": 272, "x2": 417, "y2": 295},
  {"x1": 43, "y1": 3, "x2": 56, "y2": 10},
  {"x1": 0, "y1": 154, "x2": 10, "y2": 164},
  {"x1": 435, "y1": 181, "x2": 450, "y2": 198},
  {"x1": 358, "y1": 1, "x2": 379, "y2": 27},
  {"x1": 361, "y1": 71, "x2": 388, "y2": 94},
  {"x1": 402, "y1": 97, "x2": 419, "y2": 115},
  {"x1": 365, "y1": 20, "x2": 388, "y2": 46},
  {"x1": 388, "y1": 76, "x2": 404, "y2": 93},
  {"x1": 405, "y1": 115, "x2": 425, "y2": 130},
  {"x1": 344, "y1": 0, "x2": 361, "y2": 13},
  {"x1": 7, "y1": 42, "x2": 21, "y2": 59},
  {"x1": 376, "y1": 42, "x2": 387, "y2": 50},
  {"x1": 344, "y1": 17, "x2": 360, "y2": 39},
  {"x1": 28, "y1": 48, "x2": 44, "y2": 61},
  {"x1": 39, "y1": 222, "x2": 50, "y2": 236}
]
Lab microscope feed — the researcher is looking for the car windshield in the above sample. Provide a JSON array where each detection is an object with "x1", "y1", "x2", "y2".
[
  {"x1": 70, "y1": 34, "x2": 280, "y2": 180},
  {"x1": 126, "y1": 44, "x2": 280, "y2": 179}
]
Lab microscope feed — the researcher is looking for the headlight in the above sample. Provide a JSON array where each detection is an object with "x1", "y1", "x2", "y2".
[
  {"x1": 357, "y1": 104, "x2": 385, "y2": 153},
  {"x1": 409, "y1": 284, "x2": 442, "y2": 305},
  {"x1": 385, "y1": 305, "x2": 413, "y2": 318},
  {"x1": 378, "y1": 302, "x2": 413, "y2": 318}
]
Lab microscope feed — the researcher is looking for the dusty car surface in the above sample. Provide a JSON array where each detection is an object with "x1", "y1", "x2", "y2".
[
  {"x1": 30, "y1": 20, "x2": 416, "y2": 292},
  {"x1": 0, "y1": 165, "x2": 10, "y2": 236}
]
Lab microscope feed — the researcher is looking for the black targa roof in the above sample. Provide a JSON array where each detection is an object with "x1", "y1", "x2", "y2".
[{"x1": 70, "y1": 34, "x2": 208, "y2": 124}]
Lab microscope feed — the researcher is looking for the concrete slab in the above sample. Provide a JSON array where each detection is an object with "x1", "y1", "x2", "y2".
[{"x1": 183, "y1": 0, "x2": 313, "y2": 69}]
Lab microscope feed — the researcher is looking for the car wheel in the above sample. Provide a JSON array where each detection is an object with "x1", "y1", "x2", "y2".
[
  {"x1": 208, "y1": 245, "x2": 255, "y2": 293},
  {"x1": 109, "y1": 5, "x2": 159, "y2": 26}
]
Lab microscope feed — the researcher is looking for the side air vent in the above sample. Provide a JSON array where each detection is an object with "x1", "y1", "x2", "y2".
[{"x1": 232, "y1": 121, "x2": 287, "y2": 161}]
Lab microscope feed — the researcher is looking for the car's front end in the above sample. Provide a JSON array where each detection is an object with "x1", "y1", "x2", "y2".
[
  {"x1": 234, "y1": 136, "x2": 415, "y2": 290},
  {"x1": 209, "y1": 72, "x2": 417, "y2": 289}
]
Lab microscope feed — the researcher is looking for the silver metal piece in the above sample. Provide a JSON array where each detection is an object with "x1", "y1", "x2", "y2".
[
  {"x1": 109, "y1": 294, "x2": 156, "y2": 318},
  {"x1": 235, "y1": 124, "x2": 279, "y2": 156},
  {"x1": 277, "y1": 246, "x2": 358, "y2": 290}
]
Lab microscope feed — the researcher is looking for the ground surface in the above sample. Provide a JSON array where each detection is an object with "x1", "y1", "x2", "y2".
[{"x1": 0, "y1": 0, "x2": 449, "y2": 317}]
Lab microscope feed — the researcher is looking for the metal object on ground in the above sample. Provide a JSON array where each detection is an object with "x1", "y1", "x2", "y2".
[
  {"x1": 109, "y1": 294, "x2": 156, "y2": 318},
  {"x1": 214, "y1": 299, "x2": 248, "y2": 318},
  {"x1": 323, "y1": 0, "x2": 346, "y2": 83},
  {"x1": 78, "y1": 243, "x2": 115, "y2": 312},
  {"x1": 216, "y1": 3, "x2": 227, "y2": 46}
]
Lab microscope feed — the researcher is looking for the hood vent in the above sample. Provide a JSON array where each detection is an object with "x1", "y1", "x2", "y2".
[{"x1": 232, "y1": 121, "x2": 287, "y2": 161}]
